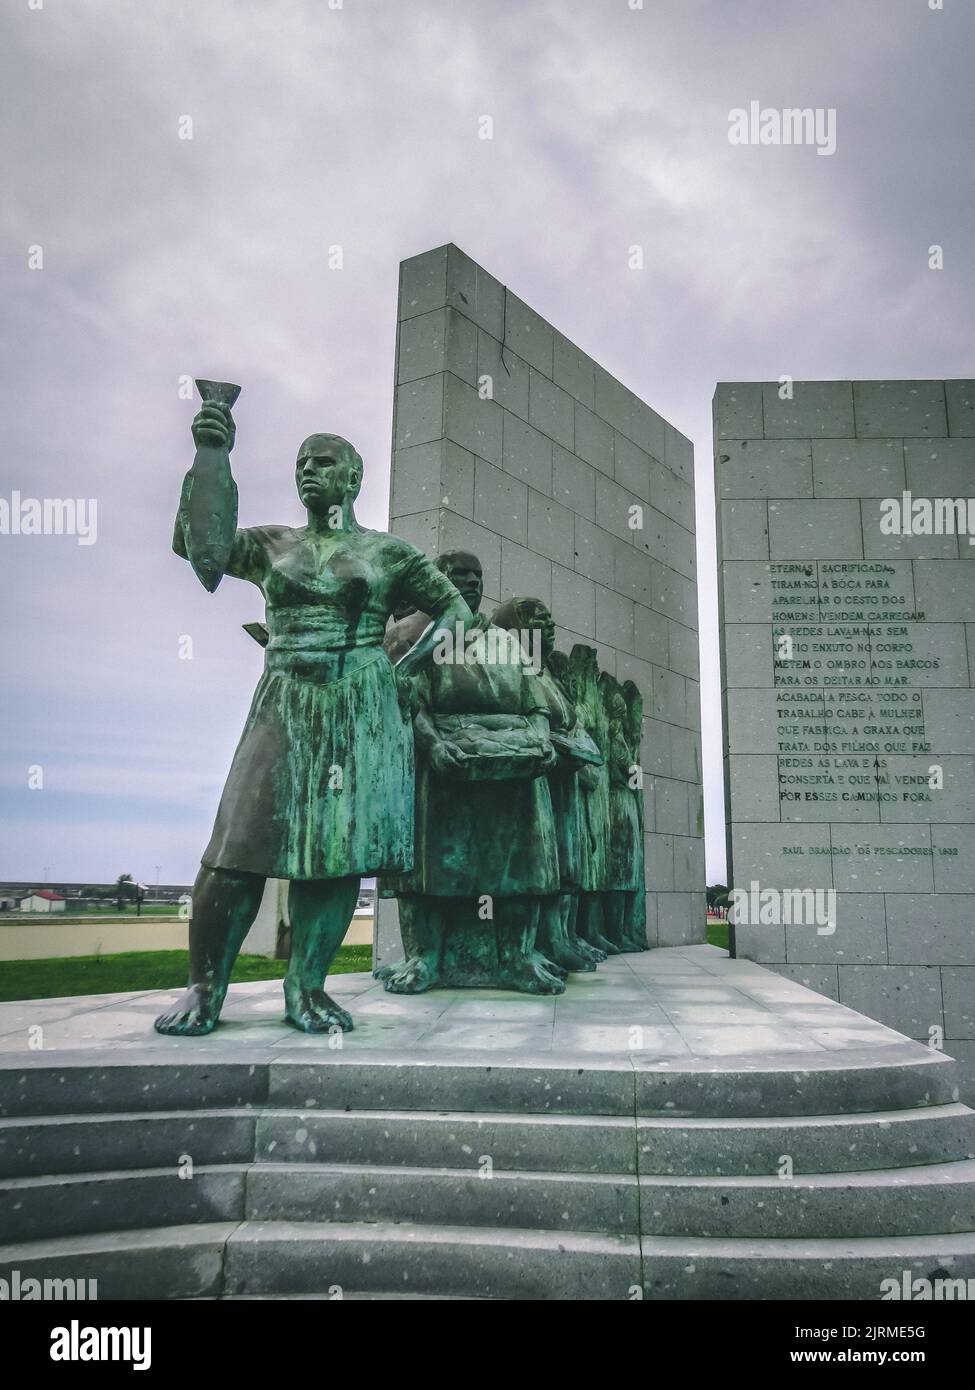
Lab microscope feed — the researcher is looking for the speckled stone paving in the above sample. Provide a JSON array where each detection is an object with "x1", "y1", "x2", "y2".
[{"x1": 0, "y1": 945, "x2": 940, "y2": 1066}]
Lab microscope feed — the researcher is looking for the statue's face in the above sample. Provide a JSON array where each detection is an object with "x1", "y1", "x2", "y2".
[
  {"x1": 523, "y1": 604, "x2": 556, "y2": 657},
  {"x1": 441, "y1": 556, "x2": 483, "y2": 612},
  {"x1": 295, "y1": 438, "x2": 361, "y2": 517}
]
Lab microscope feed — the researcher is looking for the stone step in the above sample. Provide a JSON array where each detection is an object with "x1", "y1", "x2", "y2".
[
  {"x1": 0, "y1": 1160, "x2": 639, "y2": 1241},
  {"x1": 0, "y1": 1221, "x2": 640, "y2": 1301},
  {"x1": 640, "y1": 1159, "x2": 975, "y2": 1238},
  {"x1": 259, "y1": 1103, "x2": 975, "y2": 1176},
  {"x1": 269, "y1": 1050, "x2": 960, "y2": 1119},
  {"x1": 638, "y1": 1104, "x2": 975, "y2": 1175},
  {"x1": 220, "y1": 1291, "x2": 484, "y2": 1300},
  {"x1": 223, "y1": 1220, "x2": 641, "y2": 1300},
  {"x1": 0, "y1": 1224, "x2": 237, "y2": 1301},
  {"x1": 6, "y1": 1098, "x2": 972, "y2": 1185},
  {"x1": 0, "y1": 1060, "x2": 268, "y2": 1119},
  {"x1": 268, "y1": 1056, "x2": 634, "y2": 1117},
  {"x1": 0, "y1": 1110, "x2": 256, "y2": 1180},
  {"x1": 0, "y1": 1166, "x2": 247, "y2": 1244},
  {"x1": 256, "y1": 1108, "x2": 635, "y2": 1173},
  {"x1": 1, "y1": 1048, "x2": 959, "y2": 1121},
  {"x1": 246, "y1": 1161, "x2": 639, "y2": 1234},
  {"x1": 633, "y1": 1051, "x2": 962, "y2": 1119},
  {"x1": 642, "y1": 1232, "x2": 975, "y2": 1301},
  {"x1": 6, "y1": 1218, "x2": 975, "y2": 1301},
  {"x1": 9, "y1": 1152, "x2": 973, "y2": 1246}
]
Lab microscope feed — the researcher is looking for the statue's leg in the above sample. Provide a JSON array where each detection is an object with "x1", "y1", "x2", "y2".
[
  {"x1": 497, "y1": 897, "x2": 565, "y2": 995},
  {"x1": 373, "y1": 892, "x2": 419, "y2": 981},
  {"x1": 622, "y1": 889, "x2": 650, "y2": 951},
  {"x1": 577, "y1": 892, "x2": 619, "y2": 956},
  {"x1": 284, "y1": 875, "x2": 361, "y2": 1033},
  {"x1": 538, "y1": 892, "x2": 594, "y2": 972},
  {"x1": 383, "y1": 896, "x2": 445, "y2": 994},
  {"x1": 154, "y1": 866, "x2": 265, "y2": 1036},
  {"x1": 564, "y1": 891, "x2": 605, "y2": 965},
  {"x1": 605, "y1": 889, "x2": 642, "y2": 950}
]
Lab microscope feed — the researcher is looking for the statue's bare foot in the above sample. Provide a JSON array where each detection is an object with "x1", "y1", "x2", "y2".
[
  {"x1": 571, "y1": 936, "x2": 606, "y2": 965},
  {"x1": 620, "y1": 934, "x2": 649, "y2": 952},
  {"x1": 543, "y1": 941, "x2": 596, "y2": 972},
  {"x1": 373, "y1": 959, "x2": 404, "y2": 982},
  {"x1": 154, "y1": 984, "x2": 221, "y2": 1036},
  {"x1": 284, "y1": 984, "x2": 353, "y2": 1033},
  {"x1": 384, "y1": 956, "x2": 436, "y2": 994},
  {"x1": 586, "y1": 931, "x2": 620, "y2": 956},
  {"x1": 499, "y1": 957, "x2": 566, "y2": 995},
  {"x1": 536, "y1": 953, "x2": 568, "y2": 980}
]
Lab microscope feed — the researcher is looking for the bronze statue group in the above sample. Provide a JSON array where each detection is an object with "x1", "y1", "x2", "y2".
[
  {"x1": 377, "y1": 551, "x2": 648, "y2": 999},
  {"x1": 155, "y1": 406, "x2": 647, "y2": 1038}
]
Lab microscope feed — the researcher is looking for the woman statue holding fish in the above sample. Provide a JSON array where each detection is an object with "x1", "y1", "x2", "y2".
[{"x1": 154, "y1": 387, "x2": 471, "y2": 1036}]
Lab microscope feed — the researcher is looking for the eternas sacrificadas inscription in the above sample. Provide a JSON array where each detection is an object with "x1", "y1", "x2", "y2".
[{"x1": 769, "y1": 563, "x2": 934, "y2": 812}]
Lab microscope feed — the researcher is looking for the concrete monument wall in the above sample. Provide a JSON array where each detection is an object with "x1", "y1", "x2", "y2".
[
  {"x1": 375, "y1": 243, "x2": 705, "y2": 966},
  {"x1": 715, "y1": 379, "x2": 975, "y2": 1068}
]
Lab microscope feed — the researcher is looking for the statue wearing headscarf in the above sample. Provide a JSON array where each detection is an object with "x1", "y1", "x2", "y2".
[
  {"x1": 491, "y1": 598, "x2": 605, "y2": 971},
  {"x1": 379, "y1": 553, "x2": 564, "y2": 994},
  {"x1": 600, "y1": 672, "x2": 649, "y2": 951}
]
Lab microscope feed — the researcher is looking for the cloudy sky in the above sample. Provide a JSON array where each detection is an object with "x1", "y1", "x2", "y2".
[{"x1": 1, "y1": 0, "x2": 972, "y2": 888}]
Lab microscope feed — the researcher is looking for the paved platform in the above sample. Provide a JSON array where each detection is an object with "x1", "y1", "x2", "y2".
[
  {"x1": 0, "y1": 945, "x2": 940, "y2": 1067},
  {"x1": 2, "y1": 945, "x2": 971, "y2": 1301}
]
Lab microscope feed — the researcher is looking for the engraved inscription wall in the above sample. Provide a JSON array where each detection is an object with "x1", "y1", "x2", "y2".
[{"x1": 715, "y1": 380, "x2": 975, "y2": 1058}]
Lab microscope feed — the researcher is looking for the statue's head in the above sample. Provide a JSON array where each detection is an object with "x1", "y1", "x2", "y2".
[
  {"x1": 546, "y1": 648, "x2": 569, "y2": 684},
  {"x1": 621, "y1": 679, "x2": 643, "y2": 747},
  {"x1": 437, "y1": 549, "x2": 483, "y2": 613},
  {"x1": 490, "y1": 596, "x2": 556, "y2": 658},
  {"x1": 295, "y1": 434, "x2": 363, "y2": 517},
  {"x1": 600, "y1": 671, "x2": 627, "y2": 723},
  {"x1": 567, "y1": 643, "x2": 600, "y2": 712}
]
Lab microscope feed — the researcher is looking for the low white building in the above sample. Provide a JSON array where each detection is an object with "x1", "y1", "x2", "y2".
[{"x1": 19, "y1": 891, "x2": 66, "y2": 914}]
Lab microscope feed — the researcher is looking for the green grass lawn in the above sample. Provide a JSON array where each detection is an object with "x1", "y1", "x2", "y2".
[
  {"x1": 0, "y1": 945, "x2": 373, "y2": 1003},
  {"x1": 0, "y1": 926, "x2": 729, "y2": 1005},
  {"x1": 706, "y1": 919, "x2": 730, "y2": 951}
]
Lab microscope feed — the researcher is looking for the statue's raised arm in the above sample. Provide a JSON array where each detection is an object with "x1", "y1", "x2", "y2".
[{"x1": 174, "y1": 379, "x2": 241, "y2": 591}]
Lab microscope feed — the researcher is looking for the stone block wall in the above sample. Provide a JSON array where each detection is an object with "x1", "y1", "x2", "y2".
[
  {"x1": 374, "y1": 244, "x2": 706, "y2": 966},
  {"x1": 715, "y1": 379, "x2": 975, "y2": 1070}
]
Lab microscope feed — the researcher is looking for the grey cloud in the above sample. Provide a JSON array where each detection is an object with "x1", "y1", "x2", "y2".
[{"x1": 1, "y1": 0, "x2": 972, "y2": 882}]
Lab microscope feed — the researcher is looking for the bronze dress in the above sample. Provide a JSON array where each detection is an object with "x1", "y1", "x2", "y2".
[
  {"x1": 533, "y1": 664, "x2": 585, "y2": 890},
  {"x1": 390, "y1": 626, "x2": 560, "y2": 898},
  {"x1": 202, "y1": 525, "x2": 456, "y2": 880},
  {"x1": 570, "y1": 648, "x2": 611, "y2": 893},
  {"x1": 606, "y1": 721, "x2": 643, "y2": 891}
]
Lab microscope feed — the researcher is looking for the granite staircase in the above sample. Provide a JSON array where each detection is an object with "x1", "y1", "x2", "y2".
[{"x1": 2, "y1": 1051, "x2": 975, "y2": 1300}]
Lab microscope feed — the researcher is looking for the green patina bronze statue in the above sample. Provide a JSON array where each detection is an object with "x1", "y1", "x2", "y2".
[
  {"x1": 567, "y1": 644, "x2": 617, "y2": 957},
  {"x1": 154, "y1": 385, "x2": 471, "y2": 1036},
  {"x1": 378, "y1": 552, "x2": 566, "y2": 995},
  {"x1": 564, "y1": 651, "x2": 650, "y2": 955},
  {"x1": 491, "y1": 599, "x2": 606, "y2": 973},
  {"x1": 601, "y1": 672, "x2": 649, "y2": 951}
]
